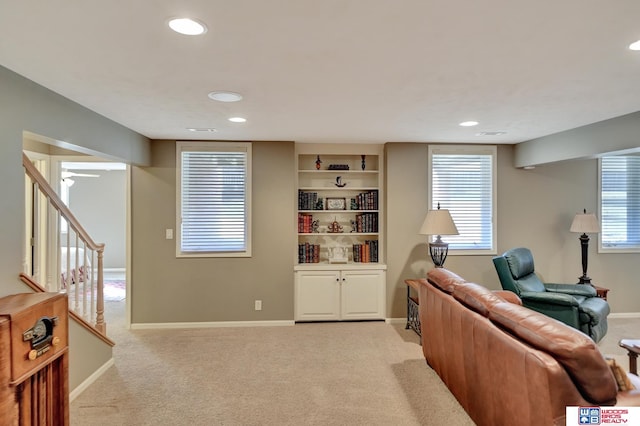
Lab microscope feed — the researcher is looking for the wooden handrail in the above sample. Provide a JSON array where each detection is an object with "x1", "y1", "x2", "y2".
[{"x1": 22, "y1": 153, "x2": 103, "y2": 252}]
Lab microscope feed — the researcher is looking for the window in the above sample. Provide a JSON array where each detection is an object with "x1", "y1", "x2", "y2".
[
  {"x1": 600, "y1": 155, "x2": 640, "y2": 251},
  {"x1": 177, "y1": 142, "x2": 251, "y2": 257},
  {"x1": 428, "y1": 145, "x2": 496, "y2": 254}
]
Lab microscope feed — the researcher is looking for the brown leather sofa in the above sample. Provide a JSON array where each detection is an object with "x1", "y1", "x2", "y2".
[{"x1": 418, "y1": 268, "x2": 640, "y2": 426}]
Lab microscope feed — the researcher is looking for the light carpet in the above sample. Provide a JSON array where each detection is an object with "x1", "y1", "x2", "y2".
[{"x1": 71, "y1": 301, "x2": 473, "y2": 426}]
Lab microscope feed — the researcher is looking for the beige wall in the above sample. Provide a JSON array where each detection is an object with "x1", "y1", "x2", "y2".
[
  {"x1": 131, "y1": 140, "x2": 640, "y2": 324},
  {"x1": 386, "y1": 143, "x2": 640, "y2": 317},
  {"x1": 130, "y1": 140, "x2": 296, "y2": 324},
  {"x1": 515, "y1": 111, "x2": 640, "y2": 167},
  {"x1": 69, "y1": 170, "x2": 127, "y2": 268}
]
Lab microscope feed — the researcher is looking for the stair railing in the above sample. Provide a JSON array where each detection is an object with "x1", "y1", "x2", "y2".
[{"x1": 22, "y1": 153, "x2": 107, "y2": 335}]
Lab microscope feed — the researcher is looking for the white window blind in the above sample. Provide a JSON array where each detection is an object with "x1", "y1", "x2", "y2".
[
  {"x1": 428, "y1": 146, "x2": 496, "y2": 253},
  {"x1": 600, "y1": 156, "x2": 640, "y2": 251},
  {"x1": 177, "y1": 142, "x2": 251, "y2": 257}
]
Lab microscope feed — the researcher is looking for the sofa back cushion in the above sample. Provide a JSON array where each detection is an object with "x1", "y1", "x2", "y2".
[
  {"x1": 453, "y1": 282, "x2": 507, "y2": 317},
  {"x1": 488, "y1": 301, "x2": 617, "y2": 404},
  {"x1": 427, "y1": 268, "x2": 466, "y2": 294}
]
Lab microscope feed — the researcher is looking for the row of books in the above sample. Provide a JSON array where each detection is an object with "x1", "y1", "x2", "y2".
[
  {"x1": 353, "y1": 240, "x2": 379, "y2": 263},
  {"x1": 353, "y1": 190, "x2": 378, "y2": 210},
  {"x1": 298, "y1": 213, "x2": 315, "y2": 233},
  {"x1": 353, "y1": 213, "x2": 378, "y2": 233},
  {"x1": 298, "y1": 190, "x2": 322, "y2": 210},
  {"x1": 298, "y1": 243, "x2": 320, "y2": 263},
  {"x1": 298, "y1": 190, "x2": 379, "y2": 211}
]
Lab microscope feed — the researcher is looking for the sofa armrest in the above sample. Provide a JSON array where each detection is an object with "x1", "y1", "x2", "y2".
[
  {"x1": 544, "y1": 283, "x2": 597, "y2": 297},
  {"x1": 520, "y1": 291, "x2": 580, "y2": 307},
  {"x1": 493, "y1": 290, "x2": 522, "y2": 305}
]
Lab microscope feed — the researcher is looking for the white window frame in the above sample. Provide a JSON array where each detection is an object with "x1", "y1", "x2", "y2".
[
  {"x1": 428, "y1": 145, "x2": 497, "y2": 255},
  {"x1": 176, "y1": 141, "x2": 252, "y2": 258},
  {"x1": 599, "y1": 155, "x2": 640, "y2": 253}
]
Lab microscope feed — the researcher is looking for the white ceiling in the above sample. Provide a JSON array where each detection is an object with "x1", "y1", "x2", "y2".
[{"x1": 1, "y1": 1, "x2": 640, "y2": 145}]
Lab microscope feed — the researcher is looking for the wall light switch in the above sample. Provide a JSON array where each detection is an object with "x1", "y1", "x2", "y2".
[{"x1": 165, "y1": 229, "x2": 174, "y2": 240}]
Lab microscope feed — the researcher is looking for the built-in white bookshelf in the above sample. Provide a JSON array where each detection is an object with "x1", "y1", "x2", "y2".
[{"x1": 294, "y1": 144, "x2": 386, "y2": 321}]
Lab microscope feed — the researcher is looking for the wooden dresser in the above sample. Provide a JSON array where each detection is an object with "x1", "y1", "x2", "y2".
[{"x1": 0, "y1": 292, "x2": 69, "y2": 425}]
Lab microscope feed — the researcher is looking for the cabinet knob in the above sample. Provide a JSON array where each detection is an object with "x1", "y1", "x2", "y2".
[
  {"x1": 52, "y1": 336, "x2": 60, "y2": 346},
  {"x1": 28, "y1": 349, "x2": 37, "y2": 361}
]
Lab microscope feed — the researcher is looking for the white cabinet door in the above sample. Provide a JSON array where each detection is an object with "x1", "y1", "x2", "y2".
[
  {"x1": 341, "y1": 270, "x2": 385, "y2": 320},
  {"x1": 295, "y1": 270, "x2": 341, "y2": 321}
]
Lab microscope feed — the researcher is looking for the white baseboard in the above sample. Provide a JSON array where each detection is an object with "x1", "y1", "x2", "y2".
[
  {"x1": 609, "y1": 312, "x2": 640, "y2": 319},
  {"x1": 385, "y1": 318, "x2": 406, "y2": 325},
  {"x1": 70, "y1": 357, "x2": 115, "y2": 402},
  {"x1": 131, "y1": 320, "x2": 295, "y2": 330}
]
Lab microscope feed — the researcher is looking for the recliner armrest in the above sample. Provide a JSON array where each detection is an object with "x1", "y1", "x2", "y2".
[
  {"x1": 520, "y1": 291, "x2": 580, "y2": 307},
  {"x1": 579, "y1": 296, "x2": 610, "y2": 325},
  {"x1": 544, "y1": 283, "x2": 597, "y2": 297}
]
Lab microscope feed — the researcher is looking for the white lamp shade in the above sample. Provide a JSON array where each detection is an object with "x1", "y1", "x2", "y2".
[
  {"x1": 419, "y1": 209, "x2": 459, "y2": 236},
  {"x1": 570, "y1": 211, "x2": 600, "y2": 233}
]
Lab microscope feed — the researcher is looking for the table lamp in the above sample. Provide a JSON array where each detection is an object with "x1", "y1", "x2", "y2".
[
  {"x1": 570, "y1": 208, "x2": 600, "y2": 284},
  {"x1": 419, "y1": 203, "x2": 459, "y2": 268}
]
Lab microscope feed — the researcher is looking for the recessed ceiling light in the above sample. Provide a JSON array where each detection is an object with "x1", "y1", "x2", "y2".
[
  {"x1": 476, "y1": 131, "x2": 506, "y2": 136},
  {"x1": 459, "y1": 121, "x2": 479, "y2": 127},
  {"x1": 208, "y1": 91, "x2": 243, "y2": 102},
  {"x1": 228, "y1": 117, "x2": 247, "y2": 123},
  {"x1": 187, "y1": 128, "x2": 217, "y2": 132},
  {"x1": 629, "y1": 40, "x2": 640, "y2": 51},
  {"x1": 168, "y1": 18, "x2": 207, "y2": 35}
]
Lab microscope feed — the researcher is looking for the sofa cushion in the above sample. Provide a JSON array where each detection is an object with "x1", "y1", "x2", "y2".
[
  {"x1": 493, "y1": 290, "x2": 522, "y2": 305},
  {"x1": 427, "y1": 268, "x2": 466, "y2": 294},
  {"x1": 488, "y1": 301, "x2": 617, "y2": 404},
  {"x1": 453, "y1": 283, "x2": 507, "y2": 317}
]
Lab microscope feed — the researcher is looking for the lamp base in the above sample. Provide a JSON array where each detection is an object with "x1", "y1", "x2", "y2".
[
  {"x1": 578, "y1": 275, "x2": 592, "y2": 285},
  {"x1": 577, "y1": 233, "x2": 592, "y2": 285},
  {"x1": 429, "y1": 241, "x2": 449, "y2": 268}
]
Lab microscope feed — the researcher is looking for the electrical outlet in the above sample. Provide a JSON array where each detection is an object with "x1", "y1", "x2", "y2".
[
  {"x1": 254, "y1": 300, "x2": 262, "y2": 311},
  {"x1": 165, "y1": 229, "x2": 174, "y2": 240}
]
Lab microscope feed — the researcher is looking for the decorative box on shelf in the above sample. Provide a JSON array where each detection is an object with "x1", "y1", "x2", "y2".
[
  {"x1": 328, "y1": 164, "x2": 349, "y2": 170},
  {"x1": 328, "y1": 246, "x2": 349, "y2": 264}
]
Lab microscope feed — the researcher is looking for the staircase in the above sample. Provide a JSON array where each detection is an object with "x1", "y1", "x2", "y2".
[{"x1": 22, "y1": 153, "x2": 112, "y2": 344}]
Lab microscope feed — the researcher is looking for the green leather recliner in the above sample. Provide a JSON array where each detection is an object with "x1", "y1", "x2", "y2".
[{"x1": 492, "y1": 247, "x2": 609, "y2": 343}]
